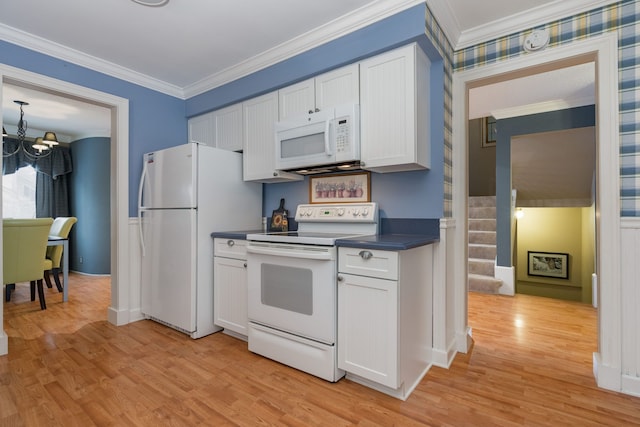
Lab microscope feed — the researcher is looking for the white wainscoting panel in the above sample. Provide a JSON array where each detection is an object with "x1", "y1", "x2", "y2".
[{"x1": 620, "y1": 218, "x2": 640, "y2": 396}]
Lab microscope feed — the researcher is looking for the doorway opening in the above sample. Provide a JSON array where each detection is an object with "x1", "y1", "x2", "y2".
[
  {"x1": 0, "y1": 65, "x2": 130, "y2": 355},
  {"x1": 452, "y1": 33, "x2": 621, "y2": 388}
]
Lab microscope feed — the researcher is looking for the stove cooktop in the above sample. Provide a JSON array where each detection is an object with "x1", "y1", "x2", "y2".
[
  {"x1": 246, "y1": 231, "x2": 372, "y2": 246},
  {"x1": 248, "y1": 202, "x2": 379, "y2": 246}
]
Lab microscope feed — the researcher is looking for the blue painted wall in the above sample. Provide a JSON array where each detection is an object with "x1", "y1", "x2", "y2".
[
  {"x1": 188, "y1": 3, "x2": 445, "y2": 219},
  {"x1": 495, "y1": 105, "x2": 596, "y2": 266},
  {"x1": 0, "y1": 41, "x2": 186, "y2": 217},
  {"x1": 69, "y1": 137, "x2": 111, "y2": 274}
]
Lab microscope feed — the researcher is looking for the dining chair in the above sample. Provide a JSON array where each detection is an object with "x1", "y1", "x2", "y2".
[
  {"x1": 44, "y1": 216, "x2": 77, "y2": 292},
  {"x1": 3, "y1": 218, "x2": 54, "y2": 310}
]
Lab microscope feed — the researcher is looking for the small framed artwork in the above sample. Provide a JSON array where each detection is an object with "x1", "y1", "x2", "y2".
[
  {"x1": 482, "y1": 116, "x2": 497, "y2": 147},
  {"x1": 309, "y1": 172, "x2": 370, "y2": 203},
  {"x1": 527, "y1": 251, "x2": 569, "y2": 279}
]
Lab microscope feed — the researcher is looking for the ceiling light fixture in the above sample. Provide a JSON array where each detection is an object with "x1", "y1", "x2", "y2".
[
  {"x1": 3, "y1": 100, "x2": 59, "y2": 158},
  {"x1": 131, "y1": 0, "x2": 169, "y2": 6}
]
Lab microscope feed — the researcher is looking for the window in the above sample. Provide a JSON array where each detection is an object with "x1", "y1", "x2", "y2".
[{"x1": 3, "y1": 166, "x2": 36, "y2": 218}]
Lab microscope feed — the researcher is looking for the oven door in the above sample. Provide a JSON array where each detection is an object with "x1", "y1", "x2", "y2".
[{"x1": 247, "y1": 242, "x2": 337, "y2": 345}]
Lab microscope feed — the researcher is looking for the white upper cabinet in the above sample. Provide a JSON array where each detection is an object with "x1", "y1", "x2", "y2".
[
  {"x1": 213, "y1": 103, "x2": 243, "y2": 152},
  {"x1": 243, "y1": 91, "x2": 302, "y2": 183},
  {"x1": 360, "y1": 43, "x2": 431, "y2": 172},
  {"x1": 278, "y1": 63, "x2": 360, "y2": 120},
  {"x1": 188, "y1": 102, "x2": 243, "y2": 151},
  {"x1": 188, "y1": 113, "x2": 215, "y2": 146}
]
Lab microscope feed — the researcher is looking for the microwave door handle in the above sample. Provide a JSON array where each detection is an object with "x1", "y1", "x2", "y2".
[{"x1": 324, "y1": 118, "x2": 333, "y2": 156}]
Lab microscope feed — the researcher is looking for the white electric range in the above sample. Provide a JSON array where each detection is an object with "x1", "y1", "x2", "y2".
[{"x1": 245, "y1": 202, "x2": 378, "y2": 382}]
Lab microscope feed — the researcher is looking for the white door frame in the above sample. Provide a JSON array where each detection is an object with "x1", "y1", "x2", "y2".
[
  {"x1": 0, "y1": 64, "x2": 130, "y2": 355},
  {"x1": 451, "y1": 33, "x2": 622, "y2": 390}
]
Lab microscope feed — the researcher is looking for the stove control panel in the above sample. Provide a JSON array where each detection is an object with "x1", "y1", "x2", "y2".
[{"x1": 295, "y1": 202, "x2": 378, "y2": 223}]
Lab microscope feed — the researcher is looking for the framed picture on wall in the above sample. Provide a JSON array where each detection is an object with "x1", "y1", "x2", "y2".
[
  {"x1": 482, "y1": 116, "x2": 497, "y2": 147},
  {"x1": 527, "y1": 251, "x2": 569, "y2": 279},
  {"x1": 309, "y1": 172, "x2": 370, "y2": 203}
]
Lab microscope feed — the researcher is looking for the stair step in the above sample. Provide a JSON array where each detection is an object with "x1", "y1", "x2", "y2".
[
  {"x1": 469, "y1": 230, "x2": 496, "y2": 245},
  {"x1": 469, "y1": 273, "x2": 503, "y2": 294},
  {"x1": 469, "y1": 206, "x2": 496, "y2": 219},
  {"x1": 469, "y1": 258, "x2": 495, "y2": 276},
  {"x1": 468, "y1": 196, "x2": 496, "y2": 208},
  {"x1": 468, "y1": 243, "x2": 496, "y2": 260},
  {"x1": 469, "y1": 218, "x2": 496, "y2": 231}
]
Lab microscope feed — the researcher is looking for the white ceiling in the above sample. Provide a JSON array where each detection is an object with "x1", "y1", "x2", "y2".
[
  {"x1": 0, "y1": 0, "x2": 607, "y2": 204},
  {"x1": 1, "y1": 0, "x2": 613, "y2": 139}
]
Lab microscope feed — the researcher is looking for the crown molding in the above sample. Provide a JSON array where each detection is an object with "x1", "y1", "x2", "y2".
[
  {"x1": 183, "y1": 0, "x2": 424, "y2": 98},
  {"x1": 430, "y1": 0, "x2": 621, "y2": 51},
  {"x1": 0, "y1": 23, "x2": 188, "y2": 99},
  {"x1": 0, "y1": 1, "x2": 423, "y2": 100}
]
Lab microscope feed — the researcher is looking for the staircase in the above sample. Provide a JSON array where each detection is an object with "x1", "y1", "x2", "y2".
[{"x1": 468, "y1": 196, "x2": 503, "y2": 294}]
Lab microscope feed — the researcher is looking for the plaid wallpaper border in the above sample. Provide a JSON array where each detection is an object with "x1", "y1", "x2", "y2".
[
  {"x1": 453, "y1": 0, "x2": 640, "y2": 217},
  {"x1": 425, "y1": 4, "x2": 454, "y2": 218}
]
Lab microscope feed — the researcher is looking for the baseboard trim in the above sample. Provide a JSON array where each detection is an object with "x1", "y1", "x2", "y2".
[
  {"x1": 593, "y1": 352, "x2": 622, "y2": 391},
  {"x1": 456, "y1": 327, "x2": 473, "y2": 354},
  {"x1": 495, "y1": 264, "x2": 515, "y2": 296},
  {"x1": 0, "y1": 331, "x2": 7, "y2": 356},
  {"x1": 432, "y1": 339, "x2": 458, "y2": 368},
  {"x1": 108, "y1": 306, "x2": 130, "y2": 326}
]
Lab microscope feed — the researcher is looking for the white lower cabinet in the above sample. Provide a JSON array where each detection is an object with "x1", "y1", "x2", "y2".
[
  {"x1": 214, "y1": 238, "x2": 249, "y2": 338},
  {"x1": 337, "y1": 245, "x2": 433, "y2": 400}
]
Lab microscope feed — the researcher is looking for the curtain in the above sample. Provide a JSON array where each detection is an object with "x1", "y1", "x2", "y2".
[{"x1": 3, "y1": 137, "x2": 73, "y2": 217}]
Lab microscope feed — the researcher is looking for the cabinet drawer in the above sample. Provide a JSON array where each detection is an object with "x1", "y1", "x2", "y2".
[
  {"x1": 338, "y1": 248, "x2": 398, "y2": 280},
  {"x1": 214, "y1": 238, "x2": 248, "y2": 259}
]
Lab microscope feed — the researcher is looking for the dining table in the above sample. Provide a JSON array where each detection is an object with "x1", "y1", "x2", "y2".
[{"x1": 47, "y1": 235, "x2": 69, "y2": 302}]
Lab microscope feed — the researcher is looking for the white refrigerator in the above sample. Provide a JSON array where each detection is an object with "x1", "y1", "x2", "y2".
[{"x1": 138, "y1": 143, "x2": 261, "y2": 338}]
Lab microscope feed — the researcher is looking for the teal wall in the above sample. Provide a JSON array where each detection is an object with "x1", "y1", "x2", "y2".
[{"x1": 69, "y1": 137, "x2": 110, "y2": 274}]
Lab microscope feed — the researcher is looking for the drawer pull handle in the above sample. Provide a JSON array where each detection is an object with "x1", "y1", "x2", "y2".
[
  {"x1": 337, "y1": 275, "x2": 344, "y2": 282},
  {"x1": 227, "y1": 240, "x2": 235, "y2": 247},
  {"x1": 359, "y1": 250, "x2": 373, "y2": 260},
  {"x1": 243, "y1": 262, "x2": 247, "y2": 268}
]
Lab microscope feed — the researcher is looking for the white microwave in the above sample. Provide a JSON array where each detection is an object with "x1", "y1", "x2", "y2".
[{"x1": 275, "y1": 104, "x2": 360, "y2": 172}]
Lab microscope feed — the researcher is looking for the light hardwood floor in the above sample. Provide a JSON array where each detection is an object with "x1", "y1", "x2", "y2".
[{"x1": 2, "y1": 274, "x2": 639, "y2": 426}]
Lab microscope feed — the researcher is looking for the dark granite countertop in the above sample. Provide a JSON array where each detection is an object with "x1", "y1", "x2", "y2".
[
  {"x1": 211, "y1": 230, "x2": 262, "y2": 240},
  {"x1": 335, "y1": 233, "x2": 439, "y2": 250},
  {"x1": 210, "y1": 219, "x2": 440, "y2": 251}
]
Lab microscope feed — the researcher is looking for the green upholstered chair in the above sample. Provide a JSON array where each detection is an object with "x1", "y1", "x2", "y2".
[
  {"x1": 3, "y1": 218, "x2": 54, "y2": 310},
  {"x1": 44, "y1": 216, "x2": 77, "y2": 292}
]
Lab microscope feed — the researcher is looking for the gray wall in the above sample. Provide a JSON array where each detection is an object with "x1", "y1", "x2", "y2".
[
  {"x1": 69, "y1": 137, "x2": 111, "y2": 274},
  {"x1": 468, "y1": 118, "x2": 496, "y2": 196}
]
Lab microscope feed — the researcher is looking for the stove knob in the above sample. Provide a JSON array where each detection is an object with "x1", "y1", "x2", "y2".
[
  {"x1": 337, "y1": 208, "x2": 345, "y2": 216},
  {"x1": 352, "y1": 209, "x2": 360, "y2": 217},
  {"x1": 362, "y1": 208, "x2": 369, "y2": 217}
]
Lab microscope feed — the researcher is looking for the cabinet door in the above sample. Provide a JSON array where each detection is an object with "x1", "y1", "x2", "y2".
[
  {"x1": 213, "y1": 103, "x2": 243, "y2": 151},
  {"x1": 278, "y1": 78, "x2": 315, "y2": 120},
  {"x1": 360, "y1": 43, "x2": 430, "y2": 172},
  {"x1": 315, "y1": 63, "x2": 359, "y2": 110},
  {"x1": 338, "y1": 273, "x2": 398, "y2": 388},
  {"x1": 242, "y1": 92, "x2": 301, "y2": 182},
  {"x1": 188, "y1": 113, "x2": 215, "y2": 146},
  {"x1": 214, "y1": 256, "x2": 248, "y2": 336}
]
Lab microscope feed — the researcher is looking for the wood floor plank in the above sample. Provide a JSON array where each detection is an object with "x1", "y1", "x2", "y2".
[{"x1": 2, "y1": 273, "x2": 640, "y2": 425}]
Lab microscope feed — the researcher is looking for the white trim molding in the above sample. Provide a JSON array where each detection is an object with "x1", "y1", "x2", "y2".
[
  {"x1": 452, "y1": 33, "x2": 622, "y2": 394},
  {"x1": 432, "y1": 218, "x2": 459, "y2": 368},
  {"x1": 0, "y1": 64, "x2": 132, "y2": 343},
  {"x1": 495, "y1": 264, "x2": 515, "y2": 296}
]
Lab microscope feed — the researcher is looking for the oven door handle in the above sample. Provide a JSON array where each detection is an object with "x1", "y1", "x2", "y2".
[{"x1": 247, "y1": 244, "x2": 334, "y2": 261}]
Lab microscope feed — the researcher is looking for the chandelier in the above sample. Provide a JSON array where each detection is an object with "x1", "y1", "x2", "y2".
[{"x1": 2, "y1": 100, "x2": 59, "y2": 159}]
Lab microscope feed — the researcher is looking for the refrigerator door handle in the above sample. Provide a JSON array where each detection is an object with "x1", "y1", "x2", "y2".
[{"x1": 138, "y1": 160, "x2": 149, "y2": 256}]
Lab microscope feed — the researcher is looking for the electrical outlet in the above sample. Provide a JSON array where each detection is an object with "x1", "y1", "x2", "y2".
[{"x1": 79, "y1": 256, "x2": 83, "y2": 264}]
